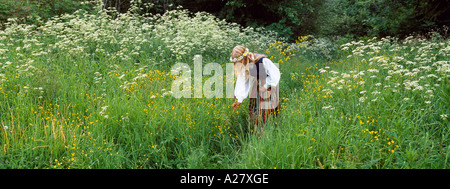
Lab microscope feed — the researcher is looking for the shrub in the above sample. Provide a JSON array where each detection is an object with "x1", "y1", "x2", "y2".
[{"x1": 0, "y1": 0, "x2": 94, "y2": 27}]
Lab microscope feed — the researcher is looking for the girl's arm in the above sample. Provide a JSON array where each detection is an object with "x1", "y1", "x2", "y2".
[
  {"x1": 262, "y1": 58, "x2": 281, "y2": 89},
  {"x1": 234, "y1": 70, "x2": 250, "y2": 103}
]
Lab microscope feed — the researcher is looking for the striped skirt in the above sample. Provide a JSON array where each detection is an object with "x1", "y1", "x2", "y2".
[{"x1": 248, "y1": 77, "x2": 280, "y2": 132}]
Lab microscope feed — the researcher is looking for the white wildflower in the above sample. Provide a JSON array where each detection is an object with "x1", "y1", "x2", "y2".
[
  {"x1": 371, "y1": 91, "x2": 381, "y2": 95},
  {"x1": 322, "y1": 89, "x2": 334, "y2": 95},
  {"x1": 413, "y1": 86, "x2": 424, "y2": 91},
  {"x1": 427, "y1": 74, "x2": 438, "y2": 78},
  {"x1": 322, "y1": 105, "x2": 334, "y2": 110},
  {"x1": 359, "y1": 96, "x2": 366, "y2": 102},
  {"x1": 342, "y1": 73, "x2": 351, "y2": 78},
  {"x1": 357, "y1": 81, "x2": 365, "y2": 85}
]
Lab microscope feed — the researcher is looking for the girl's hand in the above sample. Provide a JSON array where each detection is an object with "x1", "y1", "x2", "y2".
[{"x1": 232, "y1": 102, "x2": 241, "y2": 110}]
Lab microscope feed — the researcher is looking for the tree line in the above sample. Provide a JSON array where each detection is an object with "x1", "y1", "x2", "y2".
[{"x1": 1, "y1": 0, "x2": 449, "y2": 41}]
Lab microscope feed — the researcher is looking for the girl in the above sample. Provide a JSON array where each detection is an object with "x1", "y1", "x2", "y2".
[{"x1": 230, "y1": 45, "x2": 280, "y2": 133}]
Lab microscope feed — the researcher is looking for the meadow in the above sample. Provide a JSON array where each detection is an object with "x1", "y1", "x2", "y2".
[{"x1": 0, "y1": 5, "x2": 449, "y2": 169}]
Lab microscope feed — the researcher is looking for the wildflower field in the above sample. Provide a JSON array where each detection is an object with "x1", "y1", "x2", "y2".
[{"x1": 0, "y1": 4, "x2": 449, "y2": 169}]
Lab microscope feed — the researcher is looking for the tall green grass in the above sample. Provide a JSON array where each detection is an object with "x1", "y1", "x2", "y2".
[
  {"x1": 235, "y1": 36, "x2": 450, "y2": 169},
  {"x1": 0, "y1": 4, "x2": 448, "y2": 169}
]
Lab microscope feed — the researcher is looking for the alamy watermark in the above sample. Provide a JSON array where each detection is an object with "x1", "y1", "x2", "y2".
[{"x1": 170, "y1": 55, "x2": 279, "y2": 109}]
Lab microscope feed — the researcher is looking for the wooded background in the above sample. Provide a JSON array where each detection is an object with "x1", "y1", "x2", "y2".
[{"x1": 1, "y1": 0, "x2": 449, "y2": 41}]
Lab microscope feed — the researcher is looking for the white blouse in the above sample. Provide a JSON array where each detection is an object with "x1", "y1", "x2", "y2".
[{"x1": 234, "y1": 58, "x2": 280, "y2": 103}]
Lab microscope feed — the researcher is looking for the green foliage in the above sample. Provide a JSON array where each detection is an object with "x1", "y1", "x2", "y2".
[
  {"x1": 317, "y1": 0, "x2": 450, "y2": 38},
  {"x1": 218, "y1": 0, "x2": 325, "y2": 41},
  {"x1": 0, "y1": 0, "x2": 94, "y2": 27},
  {"x1": 99, "y1": 0, "x2": 324, "y2": 41},
  {"x1": 98, "y1": 0, "x2": 450, "y2": 40}
]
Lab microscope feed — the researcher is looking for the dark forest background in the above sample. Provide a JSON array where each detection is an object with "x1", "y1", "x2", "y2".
[{"x1": 1, "y1": 0, "x2": 449, "y2": 41}]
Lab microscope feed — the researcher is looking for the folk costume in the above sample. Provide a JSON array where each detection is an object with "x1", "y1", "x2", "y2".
[{"x1": 231, "y1": 47, "x2": 281, "y2": 132}]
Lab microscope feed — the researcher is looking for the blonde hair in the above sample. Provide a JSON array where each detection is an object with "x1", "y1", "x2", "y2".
[{"x1": 231, "y1": 45, "x2": 267, "y2": 79}]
